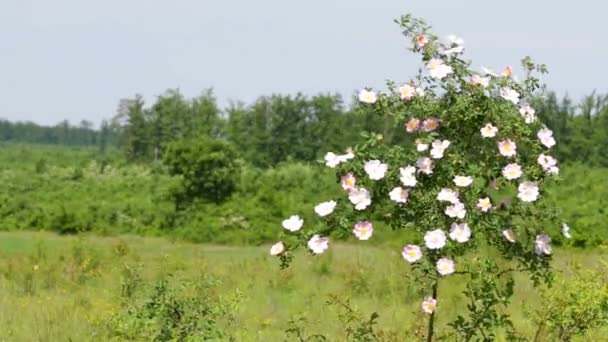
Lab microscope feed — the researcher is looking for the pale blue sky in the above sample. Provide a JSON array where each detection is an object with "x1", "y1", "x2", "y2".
[{"x1": 1, "y1": 0, "x2": 606, "y2": 126}]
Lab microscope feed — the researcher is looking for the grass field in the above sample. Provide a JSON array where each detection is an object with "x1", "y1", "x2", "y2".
[{"x1": 0, "y1": 232, "x2": 606, "y2": 341}]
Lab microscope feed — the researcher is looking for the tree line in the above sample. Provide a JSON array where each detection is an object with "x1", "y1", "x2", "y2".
[{"x1": 2, "y1": 89, "x2": 607, "y2": 167}]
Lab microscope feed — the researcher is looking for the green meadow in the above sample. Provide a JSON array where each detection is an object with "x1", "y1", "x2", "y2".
[{"x1": 0, "y1": 231, "x2": 606, "y2": 341}]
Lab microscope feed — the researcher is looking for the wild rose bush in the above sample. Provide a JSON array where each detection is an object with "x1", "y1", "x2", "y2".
[{"x1": 272, "y1": 14, "x2": 568, "y2": 340}]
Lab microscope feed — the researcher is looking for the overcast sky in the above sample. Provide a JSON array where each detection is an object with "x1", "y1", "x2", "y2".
[{"x1": 1, "y1": 0, "x2": 606, "y2": 126}]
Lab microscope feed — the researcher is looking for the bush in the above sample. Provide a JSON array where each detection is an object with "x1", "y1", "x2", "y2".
[{"x1": 163, "y1": 138, "x2": 241, "y2": 206}]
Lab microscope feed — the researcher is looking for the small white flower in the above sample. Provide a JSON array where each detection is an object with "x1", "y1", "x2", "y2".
[
  {"x1": 424, "y1": 229, "x2": 447, "y2": 249},
  {"x1": 537, "y1": 154, "x2": 558, "y2": 175},
  {"x1": 502, "y1": 229, "x2": 516, "y2": 243},
  {"x1": 358, "y1": 89, "x2": 377, "y2": 104},
  {"x1": 447, "y1": 34, "x2": 464, "y2": 46},
  {"x1": 416, "y1": 34, "x2": 429, "y2": 49},
  {"x1": 270, "y1": 241, "x2": 285, "y2": 256},
  {"x1": 324, "y1": 152, "x2": 341, "y2": 168},
  {"x1": 453, "y1": 176, "x2": 473, "y2": 187},
  {"x1": 437, "y1": 188, "x2": 460, "y2": 204},
  {"x1": 308, "y1": 235, "x2": 329, "y2": 254},
  {"x1": 314, "y1": 200, "x2": 337, "y2": 217},
  {"x1": 415, "y1": 87, "x2": 426, "y2": 97},
  {"x1": 389, "y1": 187, "x2": 410, "y2": 204},
  {"x1": 430, "y1": 140, "x2": 450, "y2": 159},
  {"x1": 399, "y1": 84, "x2": 417, "y2": 101},
  {"x1": 421, "y1": 297, "x2": 437, "y2": 314},
  {"x1": 364, "y1": 160, "x2": 388, "y2": 180},
  {"x1": 417, "y1": 143, "x2": 429, "y2": 152},
  {"x1": 402, "y1": 244, "x2": 423, "y2": 263},
  {"x1": 502, "y1": 163, "x2": 523, "y2": 180},
  {"x1": 427, "y1": 58, "x2": 453, "y2": 79},
  {"x1": 498, "y1": 139, "x2": 517, "y2": 157},
  {"x1": 422, "y1": 117, "x2": 440, "y2": 132},
  {"x1": 517, "y1": 182, "x2": 539, "y2": 202},
  {"x1": 500, "y1": 87, "x2": 520, "y2": 105},
  {"x1": 480, "y1": 123, "x2": 498, "y2": 138},
  {"x1": 537, "y1": 128, "x2": 556, "y2": 148},
  {"x1": 338, "y1": 151, "x2": 355, "y2": 162},
  {"x1": 547, "y1": 166, "x2": 559, "y2": 175},
  {"x1": 416, "y1": 157, "x2": 434, "y2": 175},
  {"x1": 353, "y1": 221, "x2": 373, "y2": 240},
  {"x1": 470, "y1": 74, "x2": 490, "y2": 87},
  {"x1": 562, "y1": 223, "x2": 572, "y2": 239},
  {"x1": 535, "y1": 234, "x2": 551, "y2": 255},
  {"x1": 341, "y1": 173, "x2": 357, "y2": 191},
  {"x1": 477, "y1": 197, "x2": 492, "y2": 212},
  {"x1": 519, "y1": 104, "x2": 536, "y2": 124},
  {"x1": 282, "y1": 215, "x2": 304, "y2": 232},
  {"x1": 481, "y1": 66, "x2": 498, "y2": 77},
  {"x1": 349, "y1": 188, "x2": 372, "y2": 210},
  {"x1": 399, "y1": 166, "x2": 418, "y2": 187},
  {"x1": 445, "y1": 202, "x2": 466, "y2": 219},
  {"x1": 449, "y1": 222, "x2": 471, "y2": 243},
  {"x1": 436, "y1": 258, "x2": 456, "y2": 276}
]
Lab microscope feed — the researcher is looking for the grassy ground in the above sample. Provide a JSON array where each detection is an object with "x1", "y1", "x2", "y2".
[{"x1": 0, "y1": 232, "x2": 606, "y2": 341}]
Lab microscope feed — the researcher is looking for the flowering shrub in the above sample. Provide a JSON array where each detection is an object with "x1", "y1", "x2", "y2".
[{"x1": 272, "y1": 14, "x2": 568, "y2": 340}]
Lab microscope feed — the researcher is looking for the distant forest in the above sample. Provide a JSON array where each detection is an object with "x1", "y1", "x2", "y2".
[{"x1": 2, "y1": 90, "x2": 607, "y2": 167}]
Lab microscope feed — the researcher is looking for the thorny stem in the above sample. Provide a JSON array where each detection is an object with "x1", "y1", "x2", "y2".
[{"x1": 427, "y1": 280, "x2": 438, "y2": 342}]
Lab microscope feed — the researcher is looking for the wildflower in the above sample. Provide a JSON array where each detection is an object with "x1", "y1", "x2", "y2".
[
  {"x1": 502, "y1": 229, "x2": 516, "y2": 242},
  {"x1": 453, "y1": 176, "x2": 473, "y2": 187},
  {"x1": 562, "y1": 223, "x2": 572, "y2": 239},
  {"x1": 519, "y1": 104, "x2": 536, "y2": 123},
  {"x1": 349, "y1": 188, "x2": 372, "y2": 210},
  {"x1": 437, "y1": 188, "x2": 459, "y2": 204},
  {"x1": 430, "y1": 140, "x2": 450, "y2": 159},
  {"x1": 353, "y1": 221, "x2": 373, "y2": 240},
  {"x1": 405, "y1": 118, "x2": 421, "y2": 133},
  {"x1": 308, "y1": 235, "x2": 329, "y2": 254},
  {"x1": 449, "y1": 223, "x2": 471, "y2": 243},
  {"x1": 399, "y1": 84, "x2": 416, "y2": 100},
  {"x1": 416, "y1": 34, "x2": 429, "y2": 48},
  {"x1": 537, "y1": 128, "x2": 556, "y2": 148},
  {"x1": 445, "y1": 202, "x2": 466, "y2": 219},
  {"x1": 422, "y1": 117, "x2": 440, "y2": 132},
  {"x1": 402, "y1": 245, "x2": 423, "y2": 263},
  {"x1": 501, "y1": 65, "x2": 513, "y2": 78},
  {"x1": 282, "y1": 215, "x2": 303, "y2": 232},
  {"x1": 502, "y1": 163, "x2": 523, "y2": 180},
  {"x1": 389, "y1": 187, "x2": 410, "y2": 203},
  {"x1": 358, "y1": 89, "x2": 377, "y2": 104},
  {"x1": 341, "y1": 173, "x2": 356, "y2": 191},
  {"x1": 314, "y1": 200, "x2": 337, "y2": 217},
  {"x1": 498, "y1": 139, "x2": 517, "y2": 157},
  {"x1": 480, "y1": 123, "x2": 498, "y2": 138},
  {"x1": 364, "y1": 160, "x2": 388, "y2": 180},
  {"x1": 416, "y1": 157, "x2": 434, "y2": 175},
  {"x1": 537, "y1": 153, "x2": 558, "y2": 175},
  {"x1": 470, "y1": 74, "x2": 490, "y2": 87},
  {"x1": 436, "y1": 258, "x2": 456, "y2": 276},
  {"x1": 324, "y1": 152, "x2": 341, "y2": 168},
  {"x1": 417, "y1": 142, "x2": 429, "y2": 152},
  {"x1": 481, "y1": 66, "x2": 498, "y2": 77},
  {"x1": 500, "y1": 87, "x2": 520, "y2": 104},
  {"x1": 424, "y1": 229, "x2": 447, "y2": 249},
  {"x1": 517, "y1": 182, "x2": 539, "y2": 202},
  {"x1": 535, "y1": 234, "x2": 551, "y2": 255},
  {"x1": 477, "y1": 197, "x2": 492, "y2": 212},
  {"x1": 427, "y1": 58, "x2": 453, "y2": 79},
  {"x1": 415, "y1": 87, "x2": 426, "y2": 97},
  {"x1": 399, "y1": 166, "x2": 417, "y2": 187},
  {"x1": 270, "y1": 241, "x2": 285, "y2": 256},
  {"x1": 422, "y1": 297, "x2": 437, "y2": 314}
]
